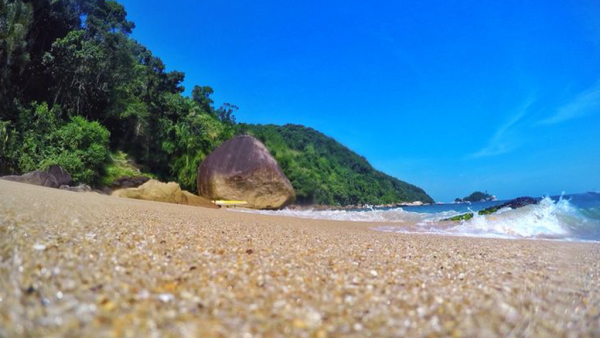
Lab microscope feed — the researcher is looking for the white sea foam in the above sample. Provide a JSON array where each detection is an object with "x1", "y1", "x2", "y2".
[
  {"x1": 448, "y1": 197, "x2": 571, "y2": 238},
  {"x1": 384, "y1": 197, "x2": 599, "y2": 240},
  {"x1": 232, "y1": 206, "x2": 458, "y2": 224},
  {"x1": 233, "y1": 196, "x2": 600, "y2": 241}
]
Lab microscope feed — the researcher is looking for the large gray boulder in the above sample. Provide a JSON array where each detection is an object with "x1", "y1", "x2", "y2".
[{"x1": 197, "y1": 135, "x2": 295, "y2": 209}]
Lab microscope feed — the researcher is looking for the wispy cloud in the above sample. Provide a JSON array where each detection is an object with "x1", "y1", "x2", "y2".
[
  {"x1": 470, "y1": 99, "x2": 534, "y2": 158},
  {"x1": 539, "y1": 81, "x2": 600, "y2": 125},
  {"x1": 470, "y1": 82, "x2": 600, "y2": 158}
]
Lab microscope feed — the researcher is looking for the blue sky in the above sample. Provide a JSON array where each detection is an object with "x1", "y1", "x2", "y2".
[{"x1": 120, "y1": 0, "x2": 600, "y2": 202}]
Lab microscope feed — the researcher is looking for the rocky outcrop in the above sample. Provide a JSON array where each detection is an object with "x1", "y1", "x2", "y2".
[
  {"x1": 2, "y1": 170, "x2": 60, "y2": 188},
  {"x1": 60, "y1": 184, "x2": 93, "y2": 193},
  {"x1": 1, "y1": 165, "x2": 74, "y2": 189},
  {"x1": 197, "y1": 135, "x2": 295, "y2": 210},
  {"x1": 445, "y1": 196, "x2": 539, "y2": 221},
  {"x1": 110, "y1": 176, "x2": 150, "y2": 190},
  {"x1": 113, "y1": 179, "x2": 218, "y2": 209},
  {"x1": 113, "y1": 180, "x2": 184, "y2": 203},
  {"x1": 47, "y1": 165, "x2": 72, "y2": 186},
  {"x1": 181, "y1": 191, "x2": 220, "y2": 209}
]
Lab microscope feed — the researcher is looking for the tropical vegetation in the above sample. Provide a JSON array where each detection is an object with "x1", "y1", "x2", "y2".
[
  {"x1": 0, "y1": 0, "x2": 432, "y2": 205},
  {"x1": 0, "y1": 0, "x2": 234, "y2": 191}
]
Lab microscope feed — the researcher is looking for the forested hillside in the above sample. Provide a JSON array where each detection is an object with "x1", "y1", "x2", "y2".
[
  {"x1": 237, "y1": 124, "x2": 434, "y2": 206},
  {"x1": 0, "y1": 0, "x2": 234, "y2": 190}
]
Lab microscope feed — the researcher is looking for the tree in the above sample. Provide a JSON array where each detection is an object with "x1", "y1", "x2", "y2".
[
  {"x1": 19, "y1": 0, "x2": 85, "y2": 106},
  {"x1": 42, "y1": 30, "x2": 111, "y2": 117},
  {"x1": 0, "y1": 0, "x2": 32, "y2": 119},
  {"x1": 192, "y1": 85, "x2": 214, "y2": 113},
  {"x1": 216, "y1": 103, "x2": 237, "y2": 125},
  {"x1": 85, "y1": 0, "x2": 134, "y2": 37}
]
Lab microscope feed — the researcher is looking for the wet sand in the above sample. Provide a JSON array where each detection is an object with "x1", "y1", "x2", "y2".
[{"x1": 1, "y1": 179, "x2": 599, "y2": 337}]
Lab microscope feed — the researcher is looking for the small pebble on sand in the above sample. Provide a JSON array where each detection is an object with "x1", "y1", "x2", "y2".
[{"x1": 33, "y1": 243, "x2": 46, "y2": 251}]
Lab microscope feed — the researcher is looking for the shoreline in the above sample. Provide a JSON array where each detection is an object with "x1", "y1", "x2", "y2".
[
  {"x1": 233, "y1": 207, "x2": 600, "y2": 244},
  {"x1": 286, "y1": 201, "x2": 432, "y2": 211},
  {"x1": 1, "y1": 179, "x2": 599, "y2": 337}
]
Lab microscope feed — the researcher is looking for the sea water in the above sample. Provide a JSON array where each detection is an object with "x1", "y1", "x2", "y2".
[{"x1": 234, "y1": 192, "x2": 600, "y2": 242}]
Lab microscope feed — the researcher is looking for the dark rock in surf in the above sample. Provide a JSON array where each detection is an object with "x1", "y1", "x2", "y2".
[
  {"x1": 197, "y1": 135, "x2": 295, "y2": 210},
  {"x1": 478, "y1": 197, "x2": 538, "y2": 215},
  {"x1": 444, "y1": 196, "x2": 539, "y2": 222}
]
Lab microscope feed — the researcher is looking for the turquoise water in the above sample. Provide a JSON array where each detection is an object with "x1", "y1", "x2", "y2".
[{"x1": 237, "y1": 192, "x2": 600, "y2": 242}]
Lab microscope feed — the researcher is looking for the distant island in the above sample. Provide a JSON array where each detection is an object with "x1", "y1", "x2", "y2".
[{"x1": 455, "y1": 191, "x2": 496, "y2": 203}]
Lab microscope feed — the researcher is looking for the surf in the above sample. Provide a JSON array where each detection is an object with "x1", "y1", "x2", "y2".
[{"x1": 233, "y1": 193, "x2": 600, "y2": 242}]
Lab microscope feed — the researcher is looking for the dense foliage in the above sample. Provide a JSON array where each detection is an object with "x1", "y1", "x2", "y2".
[
  {"x1": 2, "y1": 102, "x2": 110, "y2": 184},
  {"x1": 100, "y1": 151, "x2": 154, "y2": 187},
  {"x1": 237, "y1": 124, "x2": 434, "y2": 206},
  {"x1": 0, "y1": 0, "x2": 234, "y2": 188}
]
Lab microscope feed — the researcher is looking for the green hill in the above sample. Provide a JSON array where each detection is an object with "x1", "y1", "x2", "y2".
[{"x1": 237, "y1": 124, "x2": 434, "y2": 206}]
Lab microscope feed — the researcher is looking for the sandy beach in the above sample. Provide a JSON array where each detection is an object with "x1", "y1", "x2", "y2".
[{"x1": 1, "y1": 179, "x2": 599, "y2": 337}]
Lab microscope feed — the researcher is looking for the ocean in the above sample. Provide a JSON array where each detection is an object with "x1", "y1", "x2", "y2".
[{"x1": 234, "y1": 192, "x2": 600, "y2": 242}]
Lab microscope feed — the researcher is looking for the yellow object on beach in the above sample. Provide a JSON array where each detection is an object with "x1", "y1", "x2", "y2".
[{"x1": 214, "y1": 200, "x2": 248, "y2": 206}]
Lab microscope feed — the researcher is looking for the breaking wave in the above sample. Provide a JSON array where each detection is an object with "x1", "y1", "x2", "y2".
[{"x1": 233, "y1": 193, "x2": 600, "y2": 241}]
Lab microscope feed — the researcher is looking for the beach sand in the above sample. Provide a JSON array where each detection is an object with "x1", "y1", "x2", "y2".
[{"x1": 1, "y1": 179, "x2": 599, "y2": 337}]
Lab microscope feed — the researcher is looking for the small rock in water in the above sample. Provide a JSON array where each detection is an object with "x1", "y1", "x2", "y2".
[
  {"x1": 33, "y1": 243, "x2": 46, "y2": 251},
  {"x1": 370, "y1": 270, "x2": 378, "y2": 277}
]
